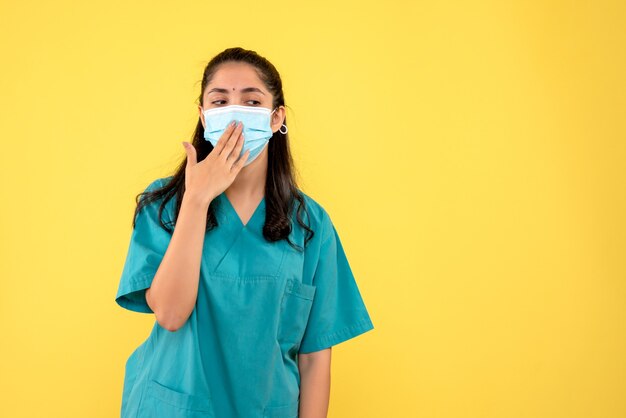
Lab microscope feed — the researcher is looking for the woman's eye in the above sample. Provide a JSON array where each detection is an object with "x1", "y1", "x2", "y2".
[{"x1": 211, "y1": 100, "x2": 260, "y2": 106}]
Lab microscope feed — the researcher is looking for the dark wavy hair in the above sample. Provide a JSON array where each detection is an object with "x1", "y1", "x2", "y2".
[{"x1": 131, "y1": 47, "x2": 314, "y2": 251}]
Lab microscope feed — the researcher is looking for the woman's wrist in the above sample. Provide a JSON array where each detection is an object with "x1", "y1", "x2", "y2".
[{"x1": 182, "y1": 190, "x2": 213, "y2": 211}]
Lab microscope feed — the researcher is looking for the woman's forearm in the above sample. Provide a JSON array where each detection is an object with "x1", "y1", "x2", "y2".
[
  {"x1": 145, "y1": 193, "x2": 211, "y2": 331},
  {"x1": 298, "y1": 348, "x2": 331, "y2": 418}
]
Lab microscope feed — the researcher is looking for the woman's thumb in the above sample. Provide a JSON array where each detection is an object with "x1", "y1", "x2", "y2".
[{"x1": 182, "y1": 141, "x2": 197, "y2": 165}]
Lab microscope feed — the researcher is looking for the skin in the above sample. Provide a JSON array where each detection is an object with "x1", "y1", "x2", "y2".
[
  {"x1": 145, "y1": 61, "x2": 331, "y2": 417},
  {"x1": 298, "y1": 348, "x2": 332, "y2": 418}
]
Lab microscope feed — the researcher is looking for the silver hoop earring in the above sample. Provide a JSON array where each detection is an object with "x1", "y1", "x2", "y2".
[{"x1": 279, "y1": 124, "x2": 288, "y2": 134}]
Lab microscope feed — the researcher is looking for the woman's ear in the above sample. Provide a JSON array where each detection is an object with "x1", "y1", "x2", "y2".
[
  {"x1": 271, "y1": 105, "x2": 286, "y2": 133},
  {"x1": 198, "y1": 105, "x2": 206, "y2": 129}
]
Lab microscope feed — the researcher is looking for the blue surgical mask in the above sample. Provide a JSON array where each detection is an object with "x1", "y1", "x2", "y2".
[{"x1": 203, "y1": 104, "x2": 277, "y2": 166}]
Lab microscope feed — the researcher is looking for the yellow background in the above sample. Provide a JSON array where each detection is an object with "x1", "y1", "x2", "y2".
[{"x1": 1, "y1": 0, "x2": 624, "y2": 417}]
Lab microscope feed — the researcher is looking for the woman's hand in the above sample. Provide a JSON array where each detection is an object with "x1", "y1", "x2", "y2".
[{"x1": 181, "y1": 120, "x2": 250, "y2": 207}]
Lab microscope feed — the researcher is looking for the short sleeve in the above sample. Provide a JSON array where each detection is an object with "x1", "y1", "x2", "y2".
[
  {"x1": 115, "y1": 179, "x2": 172, "y2": 313},
  {"x1": 298, "y1": 214, "x2": 375, "y2": 354}
]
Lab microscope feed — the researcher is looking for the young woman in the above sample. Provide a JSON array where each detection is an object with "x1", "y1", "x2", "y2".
[{"x1": 115, "y1": 47, "x2": 374, "y2": 418}]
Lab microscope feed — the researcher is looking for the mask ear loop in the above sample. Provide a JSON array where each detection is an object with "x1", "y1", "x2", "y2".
[{"x1": 271, "y1": 108, "x2": 289, "y2": 134}]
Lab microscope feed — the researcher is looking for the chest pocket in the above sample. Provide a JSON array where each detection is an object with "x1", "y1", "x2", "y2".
[
  {"x1": 277, "y1": 278, "x2": 316, "y2": 351},
  {"x1": 139, "y1": 379, "x2": 215, "y2": 418}
]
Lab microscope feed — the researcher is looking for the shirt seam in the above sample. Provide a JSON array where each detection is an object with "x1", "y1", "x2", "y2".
[
  {"x1": 116, "y1": 273, "x2": 154, "y2": 301},
  {"x1": 299, "y1": 317, "x2": 374, "y2": 353}
]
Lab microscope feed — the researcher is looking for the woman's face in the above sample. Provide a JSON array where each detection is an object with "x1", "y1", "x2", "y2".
[{"x1": 198, "y1": 61, "x2": 285, "y2": 134}]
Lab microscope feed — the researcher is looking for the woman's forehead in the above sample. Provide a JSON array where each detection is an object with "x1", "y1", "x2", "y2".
[{"x1": 208, "y1": 63, "x2": 264, "y2": 90}]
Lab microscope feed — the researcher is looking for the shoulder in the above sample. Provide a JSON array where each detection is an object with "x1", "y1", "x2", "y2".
[
  {"x1": 141, "y1": 175, "x2": 175, "y2": 204},
  {"x1": 295, "y1": 189, "x2": 334, "y2": 243},
  {"x1": 145, "y1": 175, "x2": 174, "y2": 192},
  {"x1": 139, "y1": 176, "x2": 176, "y2": 223}
]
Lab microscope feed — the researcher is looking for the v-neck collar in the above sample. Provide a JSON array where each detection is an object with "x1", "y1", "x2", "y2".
[{"x1": 217, "y1": 191, "x2": 266, "y2": 229}]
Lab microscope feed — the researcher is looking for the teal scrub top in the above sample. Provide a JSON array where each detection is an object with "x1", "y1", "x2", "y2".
[{"x1": 115, "y1": 177, "x2": 374, "y2": 418}]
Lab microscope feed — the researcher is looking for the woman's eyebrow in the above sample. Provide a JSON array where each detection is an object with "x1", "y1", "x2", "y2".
[{"x1": 207, "y1": 87, "x2": 265, "y2": 95}]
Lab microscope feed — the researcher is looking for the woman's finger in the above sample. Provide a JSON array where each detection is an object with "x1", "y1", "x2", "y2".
[
  {"x1": 221, "y1": 121, "x2": 243, "y2": 161},
  {"x1": 182, "y1": 141, "x2": 197, "y2": 166},
  {"x1": 214, "y1": 120, "x2": 238, "y2": 156},
  {"x1": 227, "y1": 133, "x2": 245, "y2": 168},
  {"x1": 232, "y1": 149, "x2": 250, "y2": 173}
]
